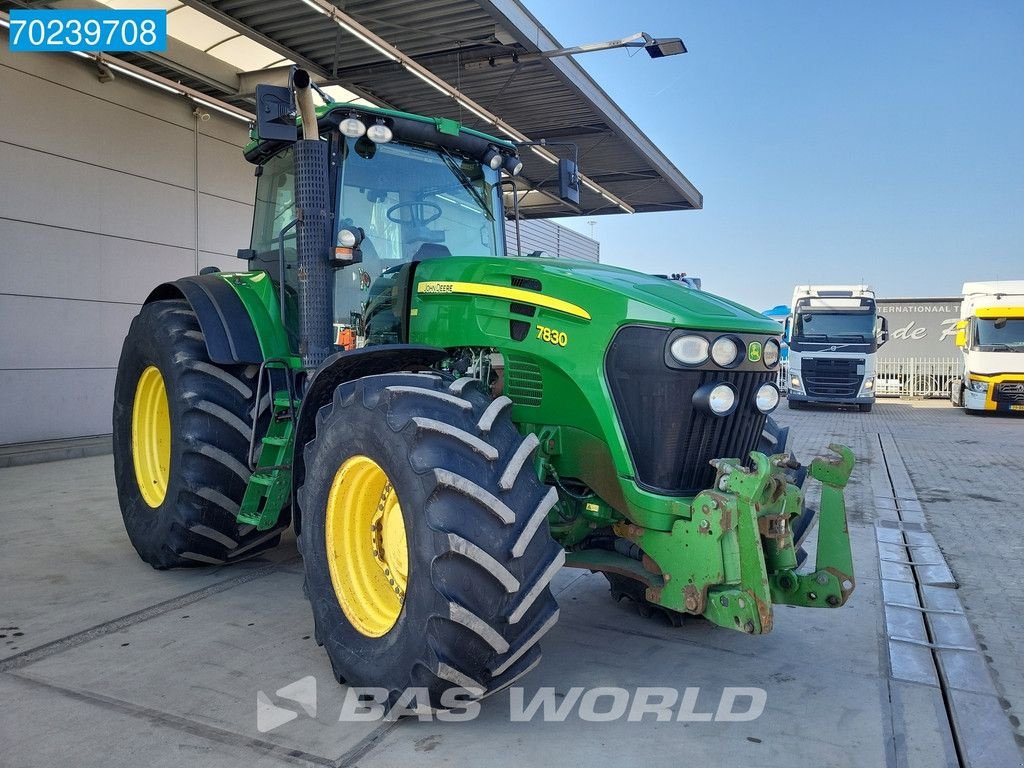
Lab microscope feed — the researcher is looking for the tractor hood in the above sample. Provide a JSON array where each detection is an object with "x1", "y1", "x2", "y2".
[{"x1": 413, "y1": 255, "x2": 779, "y2": 336}]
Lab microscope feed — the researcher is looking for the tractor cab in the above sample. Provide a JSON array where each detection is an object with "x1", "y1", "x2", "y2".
[{"x1": 245, "y1": 94, "x2": 519, "y2": 350}]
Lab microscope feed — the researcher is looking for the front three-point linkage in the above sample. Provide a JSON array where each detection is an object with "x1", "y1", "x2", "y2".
[{"x1": 766, "y1": 444, "x2": 856, "y2": 608}]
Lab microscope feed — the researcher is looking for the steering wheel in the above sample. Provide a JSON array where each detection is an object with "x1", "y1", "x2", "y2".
[{"x1": 386, "y1": 201, "x2": 442, "y2": 227}]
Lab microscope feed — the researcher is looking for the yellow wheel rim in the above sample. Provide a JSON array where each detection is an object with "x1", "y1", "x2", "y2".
[
  {"x1": 131, "y1": 365, "x2": 171, "y2": 508},
  {"x1": 325, "y1": 455, "x2": 409, "y2": 637}
]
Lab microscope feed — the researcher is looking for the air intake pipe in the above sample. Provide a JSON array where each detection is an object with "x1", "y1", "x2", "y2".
[{"x1": 292, "y1": 69, "x2": 333, "y2": 371}]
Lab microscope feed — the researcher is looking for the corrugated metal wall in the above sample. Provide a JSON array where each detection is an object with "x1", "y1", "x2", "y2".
[
  {"x1": 504, "y1": 218, "x2": 599, "y2": 262},
  {"x1": 0, "y1": 39, "x2": 253, "y2": 445}
]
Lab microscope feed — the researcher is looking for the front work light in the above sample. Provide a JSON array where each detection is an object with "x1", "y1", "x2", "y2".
[
  {"x1": 763, "y1": 339, "x2": 780, "y2": 368},
  {"x1": 711, "y1": 336, "x2": 741, "y2": 368},
  {"x1": 669, "y1": 335, "x2": 710, "y2": 365},
  {"x1": 339, "y1": 116, "x2": 366, "y2": 138},
  {"x1": 366, "y1": 121, "x2": 393, "y2": 143},
  {"x1": 483, "y1": 146, "x2": 504, "y2": 171},
  {"x1": 503, "y1": 154, "x2": 524, "y2": 176},
  {"x1": 693, "y1": 382, "x2": 737, "y2": 417},
  {"x1": 755, "y1": 383, "x2": 781, "y2": 414}
]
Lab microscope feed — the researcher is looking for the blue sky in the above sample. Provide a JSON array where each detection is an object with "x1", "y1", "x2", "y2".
[{"x1": 543, "y1": 1, "x2": 1024, "y2": 309}]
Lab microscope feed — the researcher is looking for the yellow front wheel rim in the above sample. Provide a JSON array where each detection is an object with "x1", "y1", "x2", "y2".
[
  {"x1": 325, "y1": 455, "x2": 409, "y2": 637},
  {"x1": 131, "y1": 365, "x2": 171, "y2": 508}
]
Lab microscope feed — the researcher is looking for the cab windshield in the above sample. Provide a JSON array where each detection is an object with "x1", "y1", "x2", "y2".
[
  {"x1": 794, "y1": 310, "x2": 876, "y2": 341},
  {"x1": 974, "y1": 317, "x2": 1024, "y2": 351},
  {"x1": 333, "y1": 137, "x2": 502, "y2": 340}
]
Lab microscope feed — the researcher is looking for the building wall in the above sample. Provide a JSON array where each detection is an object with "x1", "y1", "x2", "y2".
[
  {"x1": 0, "y1": 34, "x2": 254, "y2": 445},
  {"x1": 876, "y1": 298, "x2": 962, "y2": 361},
  {"x1": 504, "y1": 218, "x2": 599, "y2": 262}
]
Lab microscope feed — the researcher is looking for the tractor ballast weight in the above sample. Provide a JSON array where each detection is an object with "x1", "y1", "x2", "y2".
[{"x1": 113, "y1": 67, "x2": 857, "y2": 709}]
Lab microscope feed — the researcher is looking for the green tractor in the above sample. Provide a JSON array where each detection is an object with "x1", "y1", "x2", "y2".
[{"x1": 113, "y1": 70, "x2": 855, "y2": 707}]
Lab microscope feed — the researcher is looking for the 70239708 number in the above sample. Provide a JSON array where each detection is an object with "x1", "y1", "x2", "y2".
[
  {"x1": 8, "y1": 9, "x2": 167, "y2": 53},
  {"x1": 536, "y1": 325, "x2": 568, "y2": 347}
]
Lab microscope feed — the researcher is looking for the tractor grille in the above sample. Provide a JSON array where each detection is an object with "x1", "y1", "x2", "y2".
[
  {"x1": 802, "y1": 357, "x2": 864, "y2": 398},
  {"x1": 994, "y1": 381, "x2": 1024, "y2": 404},
  {"x1": 605, "y1": 326, "x2": 773, "y2": 495}
]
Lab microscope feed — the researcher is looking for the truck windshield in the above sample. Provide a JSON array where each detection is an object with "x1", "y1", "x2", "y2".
[
  {"x1": 794, "y1": 311, "x2": 875, "y2": 341},
  {"x1": 334, "y1": 136, "x2": 502, "y2": 343},
  {"x1": 975, "y1": 317, "x2": 1024, "y2": 350}
]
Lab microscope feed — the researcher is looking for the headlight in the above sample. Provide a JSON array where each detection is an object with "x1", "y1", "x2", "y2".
[
  {"x1": 366, "y1": 121, "x2": 393, "y2": 143},
  {"x1": 483, "y1": 146, "x2": 504, "y2": 170},
  {"x1": 755, "y1": 383, "x2": 781, "y2": 413},
  {"x1": 863, "y1": 377, "x2": 874, "y2": 390},
  {"x1": 967, "y1": 378, "x2": 989, "y2": 393},
  {"x1": 693, "y1": 382, "x2": 737, "y2": 417},
  {"x1": 339, "y1": 116, "x2": 366, "y2": 138},
  {"x1": 711, "y1": 336, "x2": 741, "y2": 367},
  {"x1": 763, "y1": 339, "x2": 780, "y2": 368},
  {"x1": 790, "y1": 375, "x2": 802, "y2": 390},
  {"x1": 669, "y1": 335, "x2": 710, "y2": 365}
]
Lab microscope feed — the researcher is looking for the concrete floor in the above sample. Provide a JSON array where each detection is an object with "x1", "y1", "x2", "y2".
[{"x1": 1, "y1": 401, "x2": 1021, "y2": 767}]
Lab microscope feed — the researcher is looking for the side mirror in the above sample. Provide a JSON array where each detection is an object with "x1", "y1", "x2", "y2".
[
  {"x1": 255, "y1": 83, "x2": 296, "y2": 142},
  {"x1": 558, "y1": 158, "x2": 580, "y2": 205},
  {"x1": 954, "y1": 319, "x2": 968, "y2": 348},
  {"x1": 877, "y1": 315, "x2": 889, "y2": 346}
]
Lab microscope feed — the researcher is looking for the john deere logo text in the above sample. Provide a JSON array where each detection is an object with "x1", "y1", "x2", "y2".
[{"x1": 748, "y1": 342, "x2": 762, "y2": 362}]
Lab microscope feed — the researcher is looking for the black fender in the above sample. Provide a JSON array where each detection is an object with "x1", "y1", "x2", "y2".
[
  {"x1": 145, "y1": 275, "x2": 264, "y2": 364},
  {"x1": 291, "y1": 344, "x2": 448, "y2": 534}
]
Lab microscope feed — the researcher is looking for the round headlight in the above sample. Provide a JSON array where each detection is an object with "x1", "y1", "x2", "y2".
[
  {"x1": 503, "y1": 154, "x2": 523, "y2": 176},
  {"x1": 366, "y1": 122, "x2": 393, "y2": 143},
  {"x1": 483, "y1": 146, "x2": 504, "y2": 170},
  {"x1": 763, "y1": 339, "x2": 780, "y2": 368},
  {"x1": 339, "y1": 116, "x2": 366, "y2": 138},
  {"x1": 669, "y1": 335, "x2": 709, "y2": 366},
  {"x1": 711, "y1": 336, "x2": 741, "y2": 367},
  {"x1": 755, "y1": 383, "x2": 781, "y2": 414},
  {"x1": 693, "y1": 382, "x2": 737, "y2": 417}
]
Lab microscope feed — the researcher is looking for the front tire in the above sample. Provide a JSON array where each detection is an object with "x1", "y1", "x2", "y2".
[
  {"x1": 112, "y1": 299, "x2": 284, "y2": 569},
  {"x1": 858, "y1": 403, "x2": 873, "y2": 413},
  {"x1": 298, "y1": 373, "x2": 562, "y2": 709}
]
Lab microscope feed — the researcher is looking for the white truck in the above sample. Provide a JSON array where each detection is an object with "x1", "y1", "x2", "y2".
[
  {"x1": 951, "y1": 281, "x2": 1024, "y2": 413},
  {"x1": 786, "y1": 285, "x2": 888, "y2": 412}
]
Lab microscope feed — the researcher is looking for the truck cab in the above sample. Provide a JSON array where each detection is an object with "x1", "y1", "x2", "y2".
[
  {"x1": 786, "y1": 285, "x2": 888, "y2": 412},
  {"x1": 952, "y1": 281, "x2": 1024, "y2": 413}
]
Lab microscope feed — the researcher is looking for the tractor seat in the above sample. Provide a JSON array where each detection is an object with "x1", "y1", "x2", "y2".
[{"x1": 413, "y1": 243, "x2": 451, "y2": 260}]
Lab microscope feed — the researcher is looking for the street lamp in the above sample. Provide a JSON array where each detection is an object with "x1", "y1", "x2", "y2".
[
  {"x1": 530, "y1": 32, "x2": 687, "y2": 60},
  {"x1": 465, "y1": 32, "x2": 686, "y2": 70}
]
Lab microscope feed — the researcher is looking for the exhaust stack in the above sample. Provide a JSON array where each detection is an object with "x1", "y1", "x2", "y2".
[{"x1": 291, "y1": 69, "x2": 334, "y2": 371}]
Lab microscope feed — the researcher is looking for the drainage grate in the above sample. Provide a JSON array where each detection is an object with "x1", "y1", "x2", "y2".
[{"x1": 874, "y1": 433, "x2": 1020, "y2": 768}]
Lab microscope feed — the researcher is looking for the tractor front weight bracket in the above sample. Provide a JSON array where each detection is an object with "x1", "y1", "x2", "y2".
[
  {"x1": 769, "y1": 444, "x2": 856, "y2": 609},
  {"x1": 615, "y1": 443, "x2": 856, "y2": 635}
]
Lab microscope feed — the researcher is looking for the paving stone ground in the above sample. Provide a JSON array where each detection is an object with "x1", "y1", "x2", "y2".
[{"x1": 776, "y1": 398, "x2": 1024, "y2": 751}]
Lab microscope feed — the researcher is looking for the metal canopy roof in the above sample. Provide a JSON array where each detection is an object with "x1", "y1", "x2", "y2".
[{"x1": 8, "y1": 0, "x2": 703, "y2": 217}]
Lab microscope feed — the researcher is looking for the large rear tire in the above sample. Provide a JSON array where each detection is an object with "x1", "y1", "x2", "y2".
[
  {"x1": 112, "y1": 299, "x2": 284, "y2": 569},
  {"x1": 298, "y1": 373, "x2": 562, "y2": 710}
]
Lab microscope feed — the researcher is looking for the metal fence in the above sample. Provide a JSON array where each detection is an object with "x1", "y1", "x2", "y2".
[
  {"x1": 778, "y1": 357, "x2": 961, "y2": 399},
  {"x1": 876, "y1": 357, "x2": 961, "y2": 399}
]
